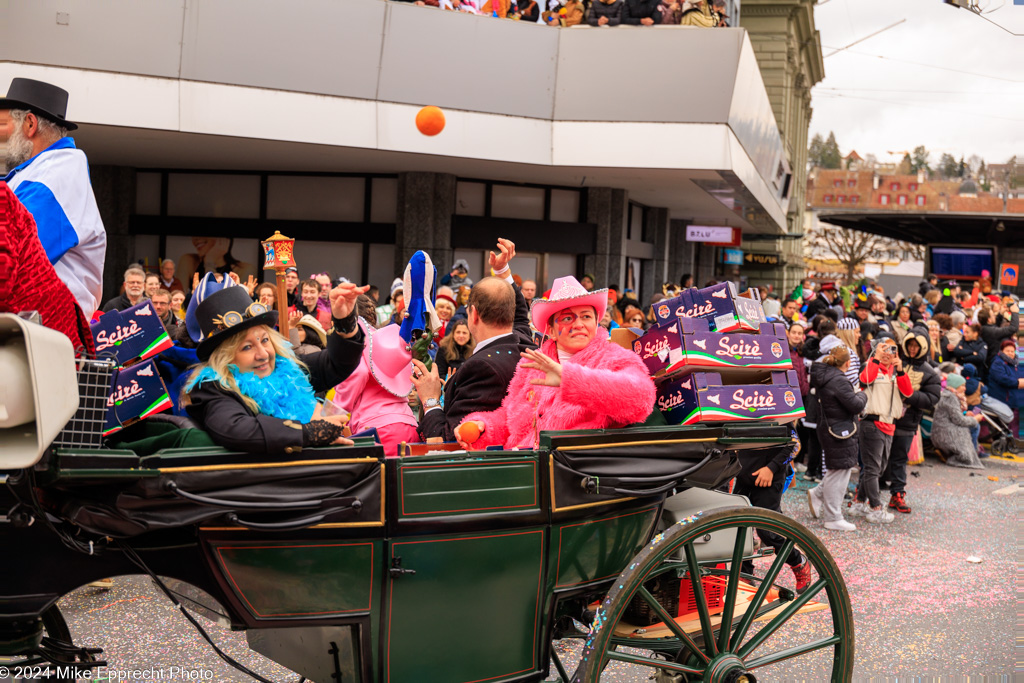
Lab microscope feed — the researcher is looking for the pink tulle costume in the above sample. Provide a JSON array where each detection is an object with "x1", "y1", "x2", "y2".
[{"x1": 465, "y1": 327, "x2": 655, "y2": 450}]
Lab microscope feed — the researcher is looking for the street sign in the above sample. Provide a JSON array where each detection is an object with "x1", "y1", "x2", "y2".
[
  {"x1": 687, "y1": 225, "x2": 738, "y2": 245},
  {"x1": 720, "y1": 248, "x2": 744, "y2": 265},
  {"x1": 744, "y1": 252, "x2": 780, "y2": 266},
  {"x1": 1000, "y1": 263, "x2": 1019, "y2": 287}
]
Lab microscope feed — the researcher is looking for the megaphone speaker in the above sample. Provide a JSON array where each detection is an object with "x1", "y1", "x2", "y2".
[{"x1": 0, "y1": 314, "x2": 79, "y2": 469}]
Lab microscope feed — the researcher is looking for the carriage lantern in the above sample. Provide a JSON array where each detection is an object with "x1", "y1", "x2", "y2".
[{"x1": 261, "y1": 231, "x2": 295, "y2": 337}]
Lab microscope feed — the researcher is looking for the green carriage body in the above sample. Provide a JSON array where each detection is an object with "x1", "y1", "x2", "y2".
[{"x1": 3, "y1": 421, "x2": 851, "y2": 682}]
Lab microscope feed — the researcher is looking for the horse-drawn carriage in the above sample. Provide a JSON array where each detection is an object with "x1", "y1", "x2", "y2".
[{"x1": 1, "y1": 315, "x2": 853, "y2": 682}]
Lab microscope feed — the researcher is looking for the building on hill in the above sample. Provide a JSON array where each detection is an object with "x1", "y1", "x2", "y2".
[{"x1": 806, "y1": 166, "x2": 1024, "y2": 290}]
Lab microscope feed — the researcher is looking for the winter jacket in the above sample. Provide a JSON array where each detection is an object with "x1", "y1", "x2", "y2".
[
  {"x1": 289, "y1": 302, "x2": 332, "y2": 332},
  {"x1": 101, "y1": 292, "x2": 144, "y2": 313},
  {"x1": 934, "y1": 294, "x2": 958, "y2": 315},
  {"x1": 987, "y1": 352, "x2": 1019, "y2": 409},
  {"x1": 736, "y1": 442, "x2": 796, "y2": 482},
  {"x1": 465, "y1": 328, "x2": 655, "y2": 450},
  {"x1": 804, "y1": 295, "x2": 830, "y2": 321},
  {"x1": 962, "y1": 363, "x2": 983, "y2": 404},
  {"x1": 951, "y1": 337, "x2": 988, "y2": 378},
  {"x1": 980, "y1": 310, "x2": 1019, "y2": 366},
  {"x1": 893, "y1": 328, "x2": 941, "y2": 436},
  {"x1": 859, "y1": 358, "x2": 913, "y2": 436},
  {"x1": 810, "y1": 362, "x2": 867, "y2": 470},
  {"x1": 621, "y1": 0, "x2": 662, "y2": 24},
  {"x1": 790, "y1": 344, "x2": 810, "y2": 396},
  {"x1": 931, "y1": 389, "x2": 984, "y2": 469},
  {"x1": 518, "y1": 0, "x2": 540, "y2": 21},
  {"x1": 587, "y1": 0, "x2": 623, "y2": 25}
]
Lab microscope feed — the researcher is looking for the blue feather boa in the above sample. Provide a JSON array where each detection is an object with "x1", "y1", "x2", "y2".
[{"x1": 186, "y1": 355, "x2": 317, "y2": 422}]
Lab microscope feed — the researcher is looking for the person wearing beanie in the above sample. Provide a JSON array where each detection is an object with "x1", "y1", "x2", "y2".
[
  {"x1": 882, "y1": 327, "x2": 940, "y2": 514},
  {"x1": 849, "y1": 337, "x2": 913, "y2": 524},
  {"x1": 931, "y1": 371, "x2": 985, "y2": 469},
  {"x1": 440, "y1": 259, "x2": 473, "y2": 289},
  {"x1": 284, "y1": 266, "x2": 300, "y2": 307},
  {"x1": 387, "y1": 278, "x2": 405, "y2": 327}
]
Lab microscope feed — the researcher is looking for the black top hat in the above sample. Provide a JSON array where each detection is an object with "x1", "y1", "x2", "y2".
[
  {"x1": 0, "y1": 78, "x2": 78, "y2": 131},
  {"x1": 194, "y1": 287, "x2": 279, "y2": 361}
]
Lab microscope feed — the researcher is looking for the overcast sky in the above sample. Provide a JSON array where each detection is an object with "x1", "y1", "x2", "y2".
[{"x1": 808, "y1": 0, "x2": 1023, "y2": 168}]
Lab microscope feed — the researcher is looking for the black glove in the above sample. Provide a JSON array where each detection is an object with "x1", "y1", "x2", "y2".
[{"x1": 302, "y1": 419, "x2": 344, "y2": 447}]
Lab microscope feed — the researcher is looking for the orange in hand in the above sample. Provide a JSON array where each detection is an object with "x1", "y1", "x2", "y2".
[{"x1": 457, "y1": 421, "x2": 481, "y2": 444}]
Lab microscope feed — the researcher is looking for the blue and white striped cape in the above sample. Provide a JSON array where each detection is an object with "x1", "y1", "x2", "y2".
[{"x1": 4, "y1": 137, "x2": 107, "y2": 318}]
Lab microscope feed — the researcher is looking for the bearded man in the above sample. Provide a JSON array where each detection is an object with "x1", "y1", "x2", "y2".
[{"x1": 1, "y1": 79, "x2": 106, "y2": 318}]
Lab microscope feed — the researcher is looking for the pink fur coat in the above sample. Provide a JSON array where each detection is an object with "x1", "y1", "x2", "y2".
[{"x1": 465, "y1": 328, "x2": 655, "y2": 450}]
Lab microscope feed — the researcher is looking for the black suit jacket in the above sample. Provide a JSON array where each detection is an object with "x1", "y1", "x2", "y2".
[
  {"x1": 186, "y1": 327, "x2": 364, "y2": 455},
  {"x1": 418, "y1": 284, "x2": 536, "y2": 442}
]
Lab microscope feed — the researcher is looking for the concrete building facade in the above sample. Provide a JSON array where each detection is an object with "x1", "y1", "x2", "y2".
[
  {"x1": 3, "y1": 0, "x2": 796, "y2": 307},
  {"x1": 740, "y1": 0, "x2": 824, "y2": 292}
]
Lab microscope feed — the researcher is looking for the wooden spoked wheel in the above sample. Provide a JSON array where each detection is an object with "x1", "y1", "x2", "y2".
[{"x1": 568, "y1": 507, "x2": 854, "y2": 683}]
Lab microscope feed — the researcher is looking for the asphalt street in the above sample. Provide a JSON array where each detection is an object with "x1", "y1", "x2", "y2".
[{"x1": 5, "y1": 454, "x2": 1018, "y2": 682}]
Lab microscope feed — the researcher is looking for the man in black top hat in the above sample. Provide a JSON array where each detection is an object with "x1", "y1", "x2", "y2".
[{"x1": 1, "y1": 78, "x2": 106, "y2": 318}]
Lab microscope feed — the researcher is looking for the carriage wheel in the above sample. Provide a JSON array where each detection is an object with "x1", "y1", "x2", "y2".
[
  {"x1": 0, "y1": 605, "x2": 98, "y2": 683},
  {"x1": 571, "y1": 507, "x2": 854, "y2": 682}
]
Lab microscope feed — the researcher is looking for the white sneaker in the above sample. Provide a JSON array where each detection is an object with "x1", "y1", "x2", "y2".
[
  {"x1": 865, "y1": 506, "x2": 895, "y2": 524},
  {"x1": 807, "y1": 487, "x2": 823, "y2": 519},
  {"x1": 824, "y1": 519, "x2": 857, "y2": 531},
  {"x1": 794, "y1": 463, "x2": 808, "y2": 473},
  {"x1": 847, "y1": 501, "x2": 868, "y2": 517}
]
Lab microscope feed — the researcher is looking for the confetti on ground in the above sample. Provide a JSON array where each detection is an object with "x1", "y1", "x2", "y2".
[{"x1": 87, "y1": 596, "x2": 151, "y2": 613}]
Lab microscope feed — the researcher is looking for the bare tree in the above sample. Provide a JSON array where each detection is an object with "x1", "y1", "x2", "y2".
[{"x1": 807, "y1": 221, "x2": 923, "y2": 280}]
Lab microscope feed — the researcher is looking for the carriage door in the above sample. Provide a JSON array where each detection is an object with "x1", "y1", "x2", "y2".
[{"x1": 384, "y1": 454, "x2": 546, "y2": 683}]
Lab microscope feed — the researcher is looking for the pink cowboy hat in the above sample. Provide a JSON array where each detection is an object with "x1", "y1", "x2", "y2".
[
  {"x1": 361, "y1": 320, "x2": 413, "y2": 398},
  {"x1": 530, "y1": 275, "x2": 608, "y2": 333}
]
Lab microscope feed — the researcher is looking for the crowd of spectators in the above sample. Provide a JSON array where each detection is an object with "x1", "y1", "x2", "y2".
[
  {"x1": 772, "y1": 272, "x2": 1022, "y2": 531},
  {"x1": 392, "y1": 0, "x2": 729, "y2": 27}
]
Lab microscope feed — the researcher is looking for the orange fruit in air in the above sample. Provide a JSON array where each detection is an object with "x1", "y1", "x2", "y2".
[
  {"x1": 416, "y1": 106, "x2": 446, "y2": 136},
  {"x1": 457, "y1": 421, "x2": 481, "y2": 444}
]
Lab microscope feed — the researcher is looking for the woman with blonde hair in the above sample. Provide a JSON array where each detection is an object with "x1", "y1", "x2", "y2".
[
  {"x1": 835, "y1": 317, "x2": 861, "y2": 386},
  {"x1": 184, "y1": 283, "x2": 367, "y2": 454}
]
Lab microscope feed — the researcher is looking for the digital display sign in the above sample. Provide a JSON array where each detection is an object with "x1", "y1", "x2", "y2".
[{"x1": 929, "y1": 246, "x2": 995, "y2": 280}]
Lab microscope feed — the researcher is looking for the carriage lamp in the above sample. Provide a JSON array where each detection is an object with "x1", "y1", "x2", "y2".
[{"x1": 261, "y1": 231, "x2": 296, "y2": 337}]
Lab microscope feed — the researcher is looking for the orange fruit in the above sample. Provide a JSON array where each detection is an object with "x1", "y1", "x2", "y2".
[
  {"x1": 415, "y1": 105, "x2": 446, "y2": 136},
  {"x1": 457, "y1": 421, "x2": 481, "y2": 444}
]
